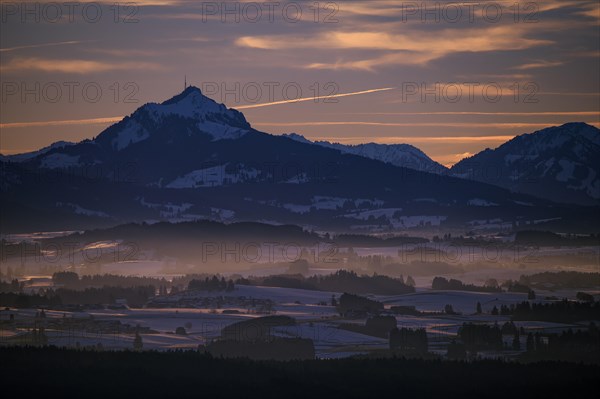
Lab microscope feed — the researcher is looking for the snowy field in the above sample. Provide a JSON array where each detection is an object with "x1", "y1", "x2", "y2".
[{"x1": 1, "y1": 283, "x2": 589, "y2": 358}]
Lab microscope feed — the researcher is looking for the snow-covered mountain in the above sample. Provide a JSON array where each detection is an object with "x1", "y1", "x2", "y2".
[
  {"x1": 94, "y1": 85, "x2": 251, "y2": 152},
  {"x1": 284, "y1": 133, "x2": 446, "y2": 174},
  {"x1": 1, "y1": 87, "x2": 595, "y2": 233},
  {"x1": 451, "y1": 123, "x2": 600, "y2": 205}
]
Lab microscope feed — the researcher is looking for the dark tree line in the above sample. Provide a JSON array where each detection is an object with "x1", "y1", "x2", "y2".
[
  {"x1": 0, "y1": 286, "x2": 156, "y2": 308},
  {"x1": 519, "y1": 271, "x2": 600, "y2": 290},
  {"x1": 514, "y1": 230, "x2": 599, "y2": 246},
  {"x1": 341, "y1": 315, "x2": 397, "y2": 338},
  {"x1": 55, "y1": 286, "x2": 155, "y2": 307},
  {"x1": 511, "y1": 300, "x2": 600, "y2": 322},
  {"x1": 389, "y1": 327, "x2": 428, "y2": 354},
  {"x1": 432, "y1": 276, "x2": 502, "y2": 293},
  {"x1": 188, "y1": 276, "x2": 235, "y2": 292},
  {"x1": 491, "y1": 305, "x2": 513, "y2": 316},
  {"x1": 503, "y1": 280, "x2": 532, "y2": 293},
  {"x1": 311, "y1": 270, "x2": 414, "y2": 295},
  {"x1": 576, "y1": 292, "x2": 595, "y2": 302},
  {"x1": 523, "y1": 323, "x2": 600, "y2": 363},
  {"x1": 337, "y1": 292, "x2": 384, "y2": 315},
  {"x1": 3, "y1": 347, "x2": 598, "y2": 398},
  {"x1": 0, "y1": 279, "x2": 22, "y2": 293},
  {"x1": 458, "y1": 323, "x2": 503, "y2": 350},
  {"x1": 0, "y1": 292, "x2": 62, "y2": 308},
  {"x1": 52, "y1": 272, "x2": 168, "y2": 290},
  {"x1": 239, "y1": 270, "x2": 414, "y2": 295}
]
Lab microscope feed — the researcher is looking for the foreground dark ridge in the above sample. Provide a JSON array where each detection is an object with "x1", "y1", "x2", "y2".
[{"x1": 2, "y1": 347, "x2": 598, "y2": 399}]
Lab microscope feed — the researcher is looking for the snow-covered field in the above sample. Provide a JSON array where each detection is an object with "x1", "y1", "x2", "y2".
[{"x1": 1, "y1": 283, "x2": 588, "y2": 358}]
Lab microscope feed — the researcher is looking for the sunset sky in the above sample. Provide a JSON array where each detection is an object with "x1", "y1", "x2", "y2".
[{"x1": 1, "y1": 0, "x2": 599, "y2": 166}]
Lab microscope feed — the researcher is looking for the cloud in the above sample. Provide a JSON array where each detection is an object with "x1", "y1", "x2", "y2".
[
  {"x1": 575, "y1": 2, "x2": 600, "y2": 20},
  {"x1": 0, "y1": 57, "x2": 164, "y2": 74},
  {"x1": 568, "y1": 50, "x2": 600, "y2": 58},
  {"x1": 367, "y1": 136, "x2": 518, "y2": 143},
  {"x1": 455, "y1": 152, "x2": 474, "y2": 158},
  {"x1": 237, "y1": 26, "x2": 550, "y2": 51},
  {"x1": 254, "y1": 122, "x2": 586, "y2": 129},
  {"x1": 0, "y1": 40, "x2": 87, "y2": 53},
  {"x1": 6, "y1": 117, "x2": 597, "y2": 132},
  {"x1": 340, "y1": 0, "x2": 586, "y2": 18},
  {"x1": 155, "y1": 36, "x2": 216, "y2": 43},
  {"x1": 332, "y1": 111, "x2": 599, "y2": 117},
  {"x1": 305, "y1": 53, "x2": 435, "y2": 71},
  {"x1": 14, "y1": 0, "x2": 180, "y2": 4},
  {"x1": 538, "y1": 92, "x2": 600, "y2": 96},
  {"x1": 439, "y1": 152, "x2": 477, "y2": 168},
  {"x1": 458, "y1": 73, "x2": 534, "y2": 80},
  {"x1": 305, "y1": 135, "x2": 518, "y2": 145},
  {"x1": 0, "y1": 117, "x2": 122, "y2": 129},
  {"x1": 442, "y1": 152, "x2": 476, "y2": 167},
  {"x1": 84, "y1": 48, "x2": 162, "y2": 57},
  {"x1": 514, "y1": 60, "x2": 565, "y2": 70},
  {"x1": 237, "y1": 25, "x2": 553, "y2": 70}
]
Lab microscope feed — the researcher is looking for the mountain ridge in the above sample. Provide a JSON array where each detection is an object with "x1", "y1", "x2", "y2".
[
  {"x1": 451, "y1": 122, "x2": 600, "y2": 205},
  {"x1": 283, "y1": 133, "x2": 447, "y2": 174},
  {"x1": 1, "y1": 87, "x2": 596, "y2": 233}
]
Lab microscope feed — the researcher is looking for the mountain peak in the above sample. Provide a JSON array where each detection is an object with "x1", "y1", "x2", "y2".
[
  {"x1": 152, "y1": 85, "x2": 226, "y2": 116},
  {"x1": 162, "y1": 85, "x2": 204, "y2": 105},
  {"x1": 451, "y1": 122, "x2": 600, "y2": 205},
  {"x1": 533, "y1": 122, "x2": 599, "y2": 144},
  {"x1": 142, "y1": 85, "x2": 251, "y2": 133},
  {"x1": 142, "y1": 85, "x2": 249, "y2": 127},
  {"x1": 93, "y1": 86, "x2": 251, "y2": 151}
]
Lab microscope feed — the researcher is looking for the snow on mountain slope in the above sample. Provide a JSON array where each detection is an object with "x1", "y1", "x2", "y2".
[
  {"x1": 166, "y1": 163, "x2": 260, "y2": 188},
  {"x1": 451, "y1": 122, "x2": 600, "y2": 205},
  {"x1": 141, "y1": 86, "x2": 251, "y2": 142},
  {"x1": 283, "y1": 133, "x2": 447, "y2": 174},
  {"x1": 111, "y1": 119, "x2": 150, "y2": 151},
  {"x1": 92, "y1": 86, "x2": 251, "y2": 153}
]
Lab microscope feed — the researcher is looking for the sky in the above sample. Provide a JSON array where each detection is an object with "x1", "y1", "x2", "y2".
[{"x1": 1, "y1": 0, "x2": 599, "y2": 166}]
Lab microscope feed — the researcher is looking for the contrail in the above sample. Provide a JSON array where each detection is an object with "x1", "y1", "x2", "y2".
[
  {"x1": 236, "y1": 87, "x2": 395, "y2": 109},
  {"x1": 1, "y1": 87, "x2": 396, "y2": 128},
  {"x1": 0, "y1": 40, "x2": 86, "y2": 53},
  {"x1": 0, "y1": 117, "x2": 122, "y2": 129}
]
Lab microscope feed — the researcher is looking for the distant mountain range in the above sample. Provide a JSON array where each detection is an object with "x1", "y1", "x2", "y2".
[
  {"x1": 283, "y1": 134, "x2": 447, "y2": 174},
  {"x1": 285, "y1": 123, "x2": 599, "y2": 206},
  {"x1": 1, "y1": 86, "x2": 597, "y2": 233},
  {"x1": 451, "y1": 123, "x2": 599, "y2": 206}
]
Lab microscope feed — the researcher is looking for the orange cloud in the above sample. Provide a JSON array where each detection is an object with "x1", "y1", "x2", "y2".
[
  {"x1": 0, "y1": 117, "x2": 122, "y2": 129},
  {"x1": 1, "y1": 57, "x2": 164, "y2": 74},
  {"x1": 0, "y1": 41, "x2": 86, "y2": 53},
  {"x1": 255, "y1": 122, "x2": 596, "y2": 129},
  {"x1": 337, "y1": 112, "x2": 599, "y2": 117},
  {"x1": 237, "y1": 25, "x2": 553, "y2": 70},
  {"x1": 514, "y1": 60, "x2": 565, "y2": 70}
]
